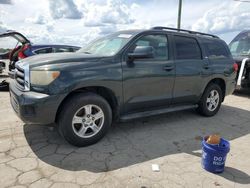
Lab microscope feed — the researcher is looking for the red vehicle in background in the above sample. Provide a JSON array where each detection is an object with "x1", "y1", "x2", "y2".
[{"x1": 0, "y1": 31, "x2": 80, "y2": 90}]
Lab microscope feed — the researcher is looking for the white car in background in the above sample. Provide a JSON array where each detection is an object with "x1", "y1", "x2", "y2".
[{"x1": 229, "y1": 30, "x2": 250, "y2": 89}]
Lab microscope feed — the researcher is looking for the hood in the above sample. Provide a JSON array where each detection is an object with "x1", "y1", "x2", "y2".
[
  {"x1": 18, "y1": 52, "x2": 111, "y2": 69},
  {"x1": 0, "y1": 31, "x2": 30, "y2": 44}
]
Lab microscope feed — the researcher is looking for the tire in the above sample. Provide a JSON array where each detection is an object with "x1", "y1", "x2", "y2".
[
  {"x1": 0, "y1": 80, "x2": 9, "y2": 91},
  {"x1": 197, "y1": 83, "x2": 223, "y2": 117},
  {"x1": 58, "y1": 92, "x2": 112, "y2": 147}
]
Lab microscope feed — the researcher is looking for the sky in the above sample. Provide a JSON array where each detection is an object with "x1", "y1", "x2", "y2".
[{"x1": 0, "y1": 0, "x2": 250, "y2": 47}]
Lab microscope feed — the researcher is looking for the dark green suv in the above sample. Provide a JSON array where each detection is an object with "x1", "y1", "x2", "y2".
[{"x1": 9, "y1": 27, "x2": 237, "y2": 147}]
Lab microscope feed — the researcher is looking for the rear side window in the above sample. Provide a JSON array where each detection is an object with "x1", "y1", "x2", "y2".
[
  {"x1": 53, "y1": 47, "x2": 79, "y2": 52},
  {"x1": 54, "y1": 47, "x2": 71, "y2": 53},
  {"x1": 174, "y1": 36, "x2": 202, "y2": 60},
  {"x1": 34, "y1": 48, "x2": 53, "y2": 54},
  {"x1": 204, "y1": 40, "x2": 230, "y2": 59}
]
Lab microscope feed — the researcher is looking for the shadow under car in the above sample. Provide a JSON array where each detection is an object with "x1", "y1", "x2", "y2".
[{"x1": 23, "y1": 104, "x2": 250, "y2": 184}]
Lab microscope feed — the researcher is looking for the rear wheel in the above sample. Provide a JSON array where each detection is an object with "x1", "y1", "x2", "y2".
[
  {"x1": 58, "y1": 93, "x2": 112, "y2": 147},
  {"x1": 197, "y1": 83, "x2": 223, "y2": 117}
]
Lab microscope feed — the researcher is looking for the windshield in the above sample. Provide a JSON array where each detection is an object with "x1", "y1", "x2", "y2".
[
  {"x1": 78, "y1": 33, "x2": 133, "y2": 56},
  {"x1": 229, "y1": 32, "x2": 250, "y2": 57}
]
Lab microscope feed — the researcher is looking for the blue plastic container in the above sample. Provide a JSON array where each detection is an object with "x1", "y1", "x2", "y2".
[{"x1": 201, "y1": 136, "x2": 230, "y2": 173}]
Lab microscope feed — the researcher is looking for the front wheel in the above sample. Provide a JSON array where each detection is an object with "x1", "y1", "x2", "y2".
[
  {"x1": 197, "y1": 84, "x2": 223, "y2": 117},
  {"x1": 58, "y1": 93, "x2": 112, "y2": 147}
]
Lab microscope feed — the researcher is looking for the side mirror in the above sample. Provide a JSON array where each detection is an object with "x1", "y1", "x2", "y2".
[{"x1": 128, "y1": 46, "x2": 154, "y2": 60}]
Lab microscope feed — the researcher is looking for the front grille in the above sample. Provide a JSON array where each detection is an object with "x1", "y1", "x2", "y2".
[{"x1": 15, "y1": 65, "x2": 25, "y2": 90}]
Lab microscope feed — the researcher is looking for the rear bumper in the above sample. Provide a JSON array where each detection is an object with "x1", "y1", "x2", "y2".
[{"x1": 9, "y1": 81, "x2": 66, "y2": 125}]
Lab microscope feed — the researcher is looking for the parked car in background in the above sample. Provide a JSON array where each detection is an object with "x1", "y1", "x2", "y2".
[
  {"x1": 0, "y1": 31, "x2": 80, "y2": 72},
  {"x1": 10, "y1": 27, "x2": 237, "y2": 147},
  {"x1": 0, "y1": 46, "x2": 10, "y2": 74},
  {"x1": 229, "y1": 30, "x2": 250, "y2": 89},
  {"x1": 0, "y1": 31, "x2": 80, "y2": 89}
]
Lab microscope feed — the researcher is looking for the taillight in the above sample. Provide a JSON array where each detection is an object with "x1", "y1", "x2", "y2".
[
  {"x1": 18, "y1": 44, "x2": 30, "y2": 59},
  {"x1": 233, "y1": 62, "x2": 238, "y2": 73}
]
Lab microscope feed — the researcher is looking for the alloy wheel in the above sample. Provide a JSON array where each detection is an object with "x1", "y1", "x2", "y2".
[
  {"x1": 206, "y1": 90, "x2": 220, "y2": 112},
  {"x1": 72, "y1": 104, "x2": 105, "y2": 138}
]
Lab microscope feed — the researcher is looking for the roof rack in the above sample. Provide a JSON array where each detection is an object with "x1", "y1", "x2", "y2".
[{"x1": 151, "y1": 26, "x2": 219, "y2": 38}]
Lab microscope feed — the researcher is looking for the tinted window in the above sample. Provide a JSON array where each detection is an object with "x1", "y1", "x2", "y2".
[
  {"x1": 34, "y1": 48, "x2": 53, "y2": 54},
  {"x1": 174, "y1": 36, "x2": 202, "y2": 60},
  {"x1": 204, "y1": 40, "x2": 230, "y2": 59},
  {"x1": 131, "y1": 34, "x2": 169, "y2": 60},
  {"x1": 73, "y1": 47, "x2": 80, "y2": 52},
  {"x1": 54, "y1": 47, "x2": 72, "y2": 53}
]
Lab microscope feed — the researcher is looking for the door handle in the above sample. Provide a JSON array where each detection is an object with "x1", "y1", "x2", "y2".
[{"x1": 163, "y1": 65, "x2": 174, "y2": 71}]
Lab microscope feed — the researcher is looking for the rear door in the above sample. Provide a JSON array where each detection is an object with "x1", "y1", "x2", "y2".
[
  {"x1": 172, "y1": 35, "x2": 209, "y2": 104},
  {"x1": 122, "y1": 33, "x2": 175, "y2": 113},
  {"x1": 203, "y1": 39, "x2": 234, "y2": 77}
]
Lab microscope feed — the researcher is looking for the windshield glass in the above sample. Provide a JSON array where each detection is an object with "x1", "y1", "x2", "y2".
[
  {"x1": 229, "y1": 32, "x2": 250, "y2": 56},
  {"x1": 78, "y1": 33, "x2": 134, "y2": 56}
]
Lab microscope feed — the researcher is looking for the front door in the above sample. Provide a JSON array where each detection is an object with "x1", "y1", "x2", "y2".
[{"x1": 122, "y1": 33, "x2": 175, "y2": 113}]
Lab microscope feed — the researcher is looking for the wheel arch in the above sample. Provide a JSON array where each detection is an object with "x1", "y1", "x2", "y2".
[
  {"x1": 55, "y1": 86, "x2": 120, "y2": 123},
  {"x1": 203, "y1": 78, "x2": 226, "y2": 101}
]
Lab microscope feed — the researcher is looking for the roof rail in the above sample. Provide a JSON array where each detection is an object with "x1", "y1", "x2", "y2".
[{"x1": 151, "y1": 26, "x2": 219, "y2": 38}]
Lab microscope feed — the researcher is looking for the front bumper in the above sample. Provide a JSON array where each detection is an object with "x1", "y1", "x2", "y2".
[
  {"x1": 9, "y1": 80, "x2": 66, "y2": 125},
  {"x1": 8, "y1": 70, "x2": 15, "y2": 79}
]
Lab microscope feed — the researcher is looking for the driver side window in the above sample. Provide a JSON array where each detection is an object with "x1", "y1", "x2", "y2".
[{"x1": 130, "y1": 34, "x2": 169, "y2": 60}]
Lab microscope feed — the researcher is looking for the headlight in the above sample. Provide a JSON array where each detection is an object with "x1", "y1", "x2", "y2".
[{"x1": 30, "y1": 71, "x2": 60, "y2": 86}]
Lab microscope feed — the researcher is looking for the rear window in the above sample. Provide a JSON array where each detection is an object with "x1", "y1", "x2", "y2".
[
  {"x1": 204, "y1": 40, "x2": 230, "y2": 59},
  {"x1": 174, "y1": 36, "x2": 202, "y2": 60}
]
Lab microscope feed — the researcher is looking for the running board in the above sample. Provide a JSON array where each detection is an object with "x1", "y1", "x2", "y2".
[{"x1": 120, "y1": 104, "x2": 198, "y2": 122}]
